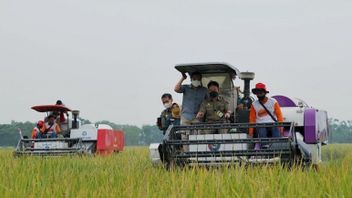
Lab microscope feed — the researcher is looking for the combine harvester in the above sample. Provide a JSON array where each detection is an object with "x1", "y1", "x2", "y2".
[
  {"x1": 150, "y1": 63, "x2": 329, "y2": 168},
  {"x1": 14, "y1": 104, "x2": 124, "y2": 156}
]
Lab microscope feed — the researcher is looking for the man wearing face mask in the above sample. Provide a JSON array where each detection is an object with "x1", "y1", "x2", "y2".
[
  {"x1": 249, "y1": 83, "x2": 284, "y2": 139},
  {"x1": 196, "y1": 81, "x2": 231, "y2": 134},
  {"x1": 174, "y1": 72, "x2": 208, "y2": 125},
  {"x1": 157, "y1": 93, "x2": 181, "y2": 134}
]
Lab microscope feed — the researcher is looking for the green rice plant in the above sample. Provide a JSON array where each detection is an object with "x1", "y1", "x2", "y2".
[{"x1": 0, "y1": 144, "x2": 351, "y2": 198}]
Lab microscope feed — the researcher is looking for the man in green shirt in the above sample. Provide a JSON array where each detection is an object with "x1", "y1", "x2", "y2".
[{"x1": 196, "y1": 81, "x2": 232, "y2": 134}]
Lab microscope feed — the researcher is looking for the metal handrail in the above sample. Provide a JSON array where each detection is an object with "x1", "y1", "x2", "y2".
[
  {"x1": 166, "y1": 137, "x2": 291, "y2": 145},
  {"x1": 171, "y1": 122, "x2": 292, "y2": 130},
  {"x1": 19, "y1": 138, "x2": 82, "y2": 142},
  {"x1": 175, "y1": 149, "x2": 292, "y2": 158}
]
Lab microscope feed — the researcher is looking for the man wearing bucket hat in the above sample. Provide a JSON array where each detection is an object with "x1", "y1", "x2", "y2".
[{"x1": 249, "y1": 83, "x2": 284, "y2": 139}]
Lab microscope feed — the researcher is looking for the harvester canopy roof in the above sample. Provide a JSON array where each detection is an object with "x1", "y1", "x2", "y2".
[
  {"x1": 175, "y1": 63, "x2": 240, "y2": 77},
  {"x1": 31, "y1": 105, "x2": 72, "y2": 112}
]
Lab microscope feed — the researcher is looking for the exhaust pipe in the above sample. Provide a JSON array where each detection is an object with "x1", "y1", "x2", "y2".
[
  {"x1": 72, "y1": 110, "x2": 80, "y2": 129},
  {"x1": 239, "y1": 72, "x2": 255, "y2": 109}
]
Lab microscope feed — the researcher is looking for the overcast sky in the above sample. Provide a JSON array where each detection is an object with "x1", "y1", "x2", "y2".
[{"x1": 0, "y1": 0, "x2": 351, "y2": 126}]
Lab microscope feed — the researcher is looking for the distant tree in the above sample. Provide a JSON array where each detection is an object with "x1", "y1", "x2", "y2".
[
  {"x1": 140, "y1": 125, "x2": 163, "y2": 145},
  {"x1": 79, "y1": 117, "x2": 92, "y2": 125},
  {"x1": 329, "y1": 118, "x2": 352, "y2": 143},
  {"x1": 0, "y1": 121, "x2": 35, "y2": 146}
]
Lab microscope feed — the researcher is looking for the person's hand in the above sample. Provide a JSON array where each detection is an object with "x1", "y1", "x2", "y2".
[
  {"x1": 181, "y1": 72, "x2": 187, "y2": 80},
  {"x1": 196, "y1": 112, "x2": 204, "y2": 119},
  {"x1": 224, "y1": 112, "x2": 231, "y2": 119}
]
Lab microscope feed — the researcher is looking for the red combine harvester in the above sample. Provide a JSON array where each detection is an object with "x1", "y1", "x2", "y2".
[{"x1": 14, "y1": 104, "x2": 125, "y2": 156}]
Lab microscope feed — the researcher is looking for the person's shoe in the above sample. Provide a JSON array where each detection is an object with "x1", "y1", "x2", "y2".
[{"x1": 254, "y1": 143, "x2": 261, "y2": 150}]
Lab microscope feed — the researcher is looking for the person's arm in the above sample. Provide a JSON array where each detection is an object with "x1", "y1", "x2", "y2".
[
  {"x1": 159, "y1": 112, "x2": 167, "y2": 131},
  {"x1": 274, "y1": 102, "x2": 284, "y2": 122},
  {"x1": 174, "y1": 73, "x2": 187, "y2": 93},
  {"x1": 224, "y1": 100, "x2": 231, "y2": 119},
  {"x1": 56, "y1": 125, "x2": 61, "y2": 133},
  {"x1": 249, "y1": 104, "x2": 256, "y2": 137},
  {"x1": 196, "y1": 101, "x2": 206, "y2": 119},
  {"x1": 274, "y1": 102, "x2": 284, "y2": 134},
  {"x1": 157, "y1": 114, "x2": 163, "y2": 130},
  {"x1": 31, "y1": 129, "x2": 37, "y2": 139},
  {"x1": 236, "y1": 93, "x2": 244, "y2": 110},
  {"x1": 40, "y1": 126, "x2": 45, "y2": 133},
  {"x1": 41, "y1": 125, "x2": 47, "y2": 133}
]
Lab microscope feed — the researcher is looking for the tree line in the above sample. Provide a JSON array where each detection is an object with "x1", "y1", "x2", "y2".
[
  {"x1": 0, "y1": 119, "x2": 163, "y2": 147},
  {"x1": 329, "y1": 119, "x2": 352, "y2": 143},
  {"x1": 0, "y1": 118, "x2": 351, "y2": 147}
]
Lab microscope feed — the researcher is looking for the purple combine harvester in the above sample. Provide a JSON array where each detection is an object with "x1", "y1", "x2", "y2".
[
  {"x1": 149, "y1": 63, "x2": 329, "y2": 168},
  {"x1": 272, "y1": 95, "x2": 329, "y2": 165}
]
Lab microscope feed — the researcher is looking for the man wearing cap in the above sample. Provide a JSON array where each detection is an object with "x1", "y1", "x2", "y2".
[
  {"x1": 196, "y1": 81, "x2": 232, "y2": 134},
  {"x1": 249, "y1": 83, "x2": 284, "y2": 139},
  {"x1": 43, "y1": 115, "x2": 61, "y2": 138},
  {"x1": 174, "y1": 71, "x2": 208, "y2": 125}
]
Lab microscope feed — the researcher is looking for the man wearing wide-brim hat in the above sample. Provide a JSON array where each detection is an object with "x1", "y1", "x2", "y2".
[{"x1": 249, "y1": 83, "x2": 284, "y2": 142}]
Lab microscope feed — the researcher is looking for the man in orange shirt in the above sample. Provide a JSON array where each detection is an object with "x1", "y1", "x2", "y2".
[
  {"x1": 31, "y1": 120, "x2": 45, "y2": 139},
  {"x1": 249, "y1": 83, "x2": 283, "y2": 139},
  {"x1": 44, "y1": 114, "x2": 61, "y2": 138}
]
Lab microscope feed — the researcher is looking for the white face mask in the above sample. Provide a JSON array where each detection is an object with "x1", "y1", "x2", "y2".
[
  {"x1": 164, "y1": 102, "x2": 172, "y2": 109},
  {"x1": 191, "y1": 80, "x2": 201, "y2": 87}
]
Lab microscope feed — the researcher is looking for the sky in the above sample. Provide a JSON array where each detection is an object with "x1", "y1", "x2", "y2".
[{"x1": 0, "y1": 0, "x2": 351, "y2": 126}]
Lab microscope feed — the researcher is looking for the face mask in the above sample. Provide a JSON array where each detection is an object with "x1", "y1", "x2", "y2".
[
  {"x1": 164, "y1": 102, "x2": 172, "y2": 109},
  {"x1": 209, "y1": 91, "x2": 219, "y2": 98},
  {"x1": 257, "y1": 95, "x2": 266, "y2": 101},
  {"x1": 191, "y1": 80, "x2": 201, "y2": 87}
]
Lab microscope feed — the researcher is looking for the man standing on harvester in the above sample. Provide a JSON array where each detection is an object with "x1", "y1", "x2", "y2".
[
  {"x1": 157, "y1": 93, "x2": 181, "y2": 135},
  {"x1": 249, "y1": 83, "x2": 284, "y2": 139},
  {"x1": 174, "y1": 72, "x2": 208, "y2": 125}
]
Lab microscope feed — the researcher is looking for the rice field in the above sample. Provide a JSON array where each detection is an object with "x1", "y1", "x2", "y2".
[{"x1": 0, "y1": 144, "x2": 351, "y2": 198}]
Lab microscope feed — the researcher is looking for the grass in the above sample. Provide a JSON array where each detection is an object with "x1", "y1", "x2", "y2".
[{"x1": 0, "y1": 144, "x2": 351, "y2": 198}]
